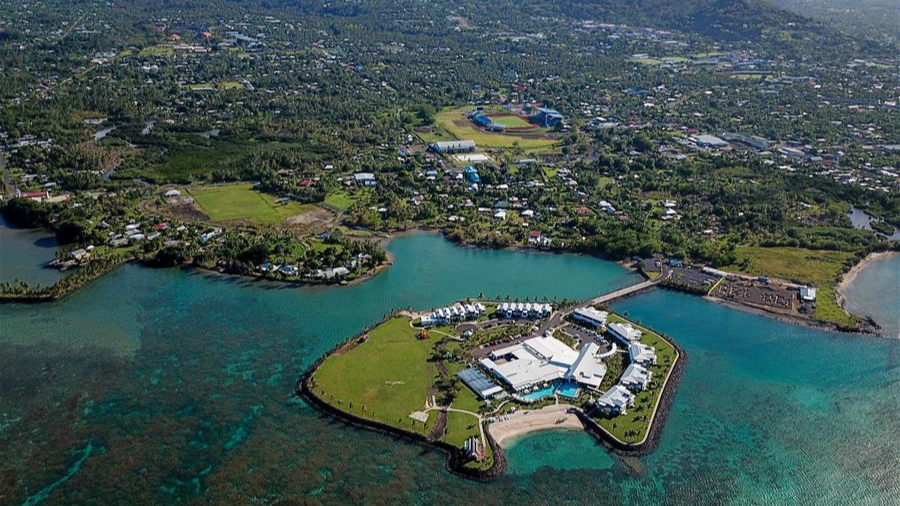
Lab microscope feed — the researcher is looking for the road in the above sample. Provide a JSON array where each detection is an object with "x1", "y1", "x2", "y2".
[{"x1": 587, "y1": 278, "x2": 659, "y2": 306}]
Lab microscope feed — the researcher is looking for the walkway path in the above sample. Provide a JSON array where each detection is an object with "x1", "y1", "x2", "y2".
[{"x1": 587, "y1": 278, "x2": 658, "y2": 306}]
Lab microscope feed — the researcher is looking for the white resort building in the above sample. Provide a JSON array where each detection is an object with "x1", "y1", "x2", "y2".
[
  {"x1": 628, "y1": 341, "x2": 657, "y2": 365},
  {"x1": 573, "y1": 307, "x2": 609, "y2": 328},
  {"x1": 620, "y1": 364, "x2": 652, "y2": 392},
  {"x1": 480, "y1": 335, "x2": 609, "y2": 393},
  {"x1": 595, "y1": 385, "x2": 635, "y2": 415},
  {"x1": 608, "y1": 322, "x2": 643, "y2": 343},
  {"x1": 496, "y1": 302, "x2": 552, "y2": 320},
  {"x1": 420, "y1": 302, "x2": 486, "y2": 326},
  {"x1": 564, "y1": 342, "x2": 608, "y2": 391}
]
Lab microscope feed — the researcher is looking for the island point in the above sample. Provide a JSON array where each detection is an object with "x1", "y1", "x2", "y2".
[{"x1": 298, "y1": 286, "x2": 685, "y2": 479}]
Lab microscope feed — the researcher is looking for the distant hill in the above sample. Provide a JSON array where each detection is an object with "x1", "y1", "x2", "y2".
[
  {"x1": 544, "y1": 0, "x2": 814, "y2": 41},
  {"x1": 767, "y1": 0, "x2": 899, "y2": 41}
]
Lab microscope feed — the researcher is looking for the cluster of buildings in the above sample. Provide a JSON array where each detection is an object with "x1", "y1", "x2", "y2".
[
  {"x1": 479, "y1": 334, "x2": 612, "y2": 395},
  {"x1": 496, "y1": 302, "x2": 552, "y2": 319},
  {"x1": 420, "y1": 302, "x2": 487, "y2": 326}
]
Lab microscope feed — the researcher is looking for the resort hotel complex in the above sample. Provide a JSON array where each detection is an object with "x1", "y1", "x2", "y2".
[{"x1": 443, "y1": 298, "x2": 668, "y2": 420}]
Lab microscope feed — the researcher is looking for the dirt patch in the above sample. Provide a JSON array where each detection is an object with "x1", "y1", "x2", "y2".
[
  {"x1": 165, "y1": 196, "x2": 210, "y2": 222},
  {"x1": 285, "y1": 207, "x2": 338, "y2": 230}
]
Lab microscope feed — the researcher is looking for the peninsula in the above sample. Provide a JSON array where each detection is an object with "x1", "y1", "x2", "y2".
[{"x1": 298, "y1": 282, "x2": 684, "y2": 479}]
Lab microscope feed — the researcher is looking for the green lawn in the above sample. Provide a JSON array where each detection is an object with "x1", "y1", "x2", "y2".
[
  {"x1": 724, "y1": 246, "x2": 858, "y2": 327},
  {"x1": 312, "y1": 316, "x2": 438, "y2": 437},
  {"x1": 433, "y1": 107, "x2": 560, "y2": 150},
  {"x1": 595, "y1": 314, "x2": 677, "y2": 443},
  {"x1": 190, "y1": 184, "x2": 314, "y2": 224},
  {"x1": 324, "y1": 190, "x2": 360, "y2": 211}
]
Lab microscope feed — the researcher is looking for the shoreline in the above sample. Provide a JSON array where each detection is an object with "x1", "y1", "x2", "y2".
[
  {"x1": 835, "y1": 251, "x2": 897, "y2": 309},
  {"x1": 297, "y1": 303, "x2": 687, "y2": 481},
  {"x1": 701, "y1": 293, "x2": 882, "y2": 337},
  {"x1": 487, "y1": 404, "x2": 584, "y2": 447},
  {"x1": 295, "y1": 313, "x2": 507, "y2": 481}
]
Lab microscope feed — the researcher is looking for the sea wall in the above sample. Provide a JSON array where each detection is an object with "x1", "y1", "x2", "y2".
[
  {"x1": 576, "y1": 329, "x2": 688, "y2": 456},
  {"x1": 295, "y1": 313, "x2": 506, "y2": 481}
]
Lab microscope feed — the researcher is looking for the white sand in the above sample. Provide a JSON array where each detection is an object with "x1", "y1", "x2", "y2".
[{"x1": 487, "y1": 404, "x2": 584, "y2": 447}]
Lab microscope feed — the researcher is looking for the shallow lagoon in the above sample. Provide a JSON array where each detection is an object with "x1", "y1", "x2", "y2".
[{"x1": 0, "y1": 232, "x2": 897, "y2": 506}]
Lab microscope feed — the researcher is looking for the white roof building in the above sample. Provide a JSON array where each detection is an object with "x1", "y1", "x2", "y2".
[
  {"x1": 565, "y1": 343, "x2": 607, "y2": 390},
  {"x1": 596, "y1": 385, "x2": 635, "y2": 414},
  {"x1": 800, "y1": 286, "x2": 817, "y2": 301},
  {"x1": 481, "y1": 335, "x2": 578, "y2": 392},
  {"x1": 430, "y1": 140, "x2": 476, "y2": 153},
  {"x1": 620, "y1": 364, "x2": 652, "y2": 392},
  {"x1": 573, "y1": 307, "x2": 608, "y2": 328},
  {"x1": 609, "y1": 322, "x2": 643, "y2": 343},
  {"x1": 628, "y1": 341, "x2": 657, "y2": 365}
]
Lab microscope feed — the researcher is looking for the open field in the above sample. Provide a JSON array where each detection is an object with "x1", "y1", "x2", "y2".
[
  {"x1": 433, "y1": 107, "x2": 560, "y2": 150},
  {"x1": 323, "y1": 190, "x2": 361, "y2": 211},
  {"x1": 487, "y1": 113, "x2": 532, "y2": 129},
  {"x1": 312, "y1": 316, "x2": 438, "y2": 436},
  {"x1": 724, "y1": 246, "x2": 858, "y2": 327},
  {"x1": 189, "y1": 184, "x2": 314, "y2": 224},
  {"x1": 594, "y1": 313, "x2": 677, "y2": 443}
]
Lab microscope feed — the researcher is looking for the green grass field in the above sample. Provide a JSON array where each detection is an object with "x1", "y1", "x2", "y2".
[
  {"x1": 595, "y1": 314, "x2": 677, "y2": 444},
  {"x1": 433, "y1": 107, "x2": 560, "y2": 150},
  {"x1": 190, "y1": 184, "x2": 314, "y2": 224},
  {"x1": 724, "y1": 246, "x2": 858, "y2": 327},
  {"x1": 488, "y1": 114, "x2": 532, "y2": 128},
  {"x1": 312, "y1": 316, "x2": 438, "y2": 436}
]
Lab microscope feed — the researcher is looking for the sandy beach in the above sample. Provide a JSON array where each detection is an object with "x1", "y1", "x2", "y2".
[
  {"x1": 835, "y1": 251, "x2": 898, "y2": 306},
  {"x1": 487, "y1": 404, "x2": 585, "y2": 447}
]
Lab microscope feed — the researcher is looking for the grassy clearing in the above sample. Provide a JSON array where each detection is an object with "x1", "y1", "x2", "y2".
[
  {"x1": 312, "y1": 316, "x2": 438, "y2": 436},
  {"x1": 190, "y1": 184, "x2": 313, "y2": 224},
  {"x1": 724, "y1": 246, "x2": 858, "y2": 327},
  {"x1": 433, "y1": 107, "x2": 560, "y2": 150},
  {"x1": 324, "y1": 190, "x2": 360, "y2": 211},
  {"x1": 139, "y1": 45, "x2": 173, "y2": 57},
  {"x1": 595, "y1": 314, "x2": 677, "y2": 443}
]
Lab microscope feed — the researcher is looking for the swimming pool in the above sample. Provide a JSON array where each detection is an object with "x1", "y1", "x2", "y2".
[
  {"x1": 556, "y1": 380, "x2": 580, "y2": 398},
  {"x1": 521, "y1": 385, "x2": 556, "y2": 401},
  {"x1": 521, "y1": 380, "x2": 581, "y2": 401}
]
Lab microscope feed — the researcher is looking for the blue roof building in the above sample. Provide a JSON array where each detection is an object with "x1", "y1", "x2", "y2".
[
  {"x1": 471, "y1": 112, "x2": 492, "y2": 127},
  {"x1": 530, "y1": 107, "x2": 564, "y2": 127}
]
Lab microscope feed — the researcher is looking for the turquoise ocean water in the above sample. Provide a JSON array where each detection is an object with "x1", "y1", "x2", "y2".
[{"x1": 0, "y1": 232, "x2": 897, "y2": 505}]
